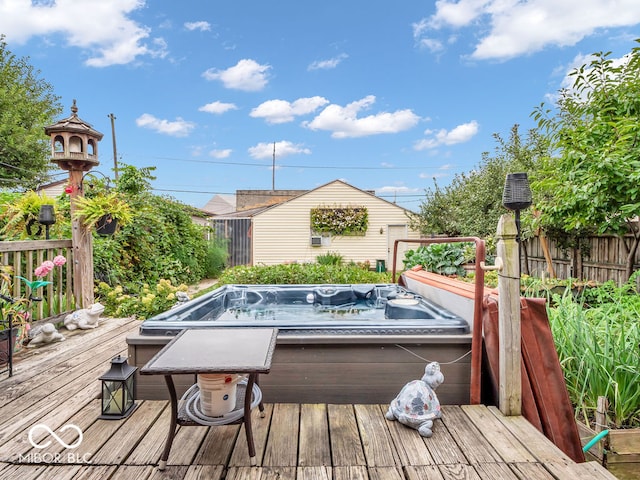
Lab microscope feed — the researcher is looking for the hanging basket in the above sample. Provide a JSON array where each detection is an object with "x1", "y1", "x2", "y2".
[{"x1": 95, "y1": 214, "x2": 118, "y2": 236}]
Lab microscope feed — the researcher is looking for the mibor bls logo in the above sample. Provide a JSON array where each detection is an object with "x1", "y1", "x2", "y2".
[
  {"x1": 28, "y1": 424, "x2": 83, "y2": 449},
  {"x1": 18, "y1": 423, "x2": 92, "y2": 464}
]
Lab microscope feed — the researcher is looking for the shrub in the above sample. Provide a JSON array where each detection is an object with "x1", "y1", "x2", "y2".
[
  {"x1": 403, "y1": 242, "x2": 473, "y2": 277},
  {"x1": 218, "y1": 263, "x2": 390, "y2": 285},
  {"x1": 204, "y1": 238, "x2": 228, "y2": 278},
  {"x1": 96, "y1": 279, "x2": 189, "y2": 319},
  {"x1": 316, "y1": 251, "x2": 343, "y2": 266}
]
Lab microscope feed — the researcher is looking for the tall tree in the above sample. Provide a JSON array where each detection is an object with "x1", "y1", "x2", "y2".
[
  {"x1": 0, "y1": 35, "x2": 61, "y2": 189},
  {"x1": 410, "y1": 125, "x2": 548, "y2": 239},
  {"x1": 532, "y1": 41, "x2": 640, "y2": 281}
]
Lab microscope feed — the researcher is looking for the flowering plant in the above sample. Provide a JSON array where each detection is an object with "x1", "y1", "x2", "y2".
[
  {"x1": 17, "y1": 255, "x2": 67, "y2": 301},
  {"x1": 1, "y1": 255, "x2": 67, "y2": 328},
  {"x1": 310, "y1": 205, "x2": 368, "y2": 235}
]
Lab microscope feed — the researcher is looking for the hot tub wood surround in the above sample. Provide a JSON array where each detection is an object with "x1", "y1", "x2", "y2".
[{"x1": 127, "y1": 333, "x2": 472, "y2": 405}]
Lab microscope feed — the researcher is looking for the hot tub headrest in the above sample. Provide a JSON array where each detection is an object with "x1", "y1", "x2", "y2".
[
  {"x1": 352, "y1": 284, "x2": 376, "y2": 300},
  {"x1": 314, "y1": 286, "x2": 357, "y2": 306}
]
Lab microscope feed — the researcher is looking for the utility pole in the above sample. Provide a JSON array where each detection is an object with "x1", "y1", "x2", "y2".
[
  {"x1": 272, "y1": 141, "x2": 276, "y2": 190},
  {"x1": 108, "y1": 113, "x2": 119, "y2": 180}
]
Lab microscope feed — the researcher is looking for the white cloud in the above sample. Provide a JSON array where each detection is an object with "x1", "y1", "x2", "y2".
[
  {"x1": 0, "y1": 0, "x2": 168, "y2": 67},
  {"x1": 202, "y1": 59, "x2": 271, "y2": 91},
  {"x1": 304, "y1": 95, "x2": 420, "y2": 138},
  {"x1": 198, "y1": 101, "x2": 238, "y2": 114},
  {"x1": 414, "y1": 120, "x2": 479, "y2": 150},
  {"x1": 135, "y1": 113, "x2": 195, "y2": 137},
  {"x1": 308, "y1": 53, "x2": 348, "y2": 71},
  {"x1": 250, "y1": 97, "x2": 329, "y2": 124},
  {"x1": 209, "y1": 149, "x2": 232, "y2": 159},
  {"x1": 248, "y1": 141, "x2": 311, "y2": 159},
  {"x1": 415, "y1": 0, "x2": 640, "y2": 61},
  {"x1": 184, "y1": 21, "x2": 211, "y2": 31}
]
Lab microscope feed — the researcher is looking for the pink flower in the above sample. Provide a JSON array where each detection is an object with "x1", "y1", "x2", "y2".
[
  {"x1": 35, "y1": 260, "x2": 55, "y2": 277},
  {"x1": 34, "y1": 265, "x2": 49, "y2": 277},
  {"x1": 53, "y1": 255, "x2": 66, "y2": 266}
]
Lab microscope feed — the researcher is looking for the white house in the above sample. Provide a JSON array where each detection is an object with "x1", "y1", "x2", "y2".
[{"x1": 246, "y1": 180, "x2": 421, "y2": 271}]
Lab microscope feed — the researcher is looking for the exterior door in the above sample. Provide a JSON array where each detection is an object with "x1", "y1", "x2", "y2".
[{"x1": 387, "y1": 224, "x2": 408, "y2": 274}]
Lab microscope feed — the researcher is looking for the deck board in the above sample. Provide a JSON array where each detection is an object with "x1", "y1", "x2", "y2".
[
  {"x1": 298, "y1": 403, "x2": 331, "y2": 467},
  {"x1": 0, "y1": 316, "x2": 618, "y2": 479},
  {"x1": 328, "y1": 404, "x2": 367, "y2": 466},
  {"x1": 355, "y1": 404, "x2": 401, "y2": 467}
]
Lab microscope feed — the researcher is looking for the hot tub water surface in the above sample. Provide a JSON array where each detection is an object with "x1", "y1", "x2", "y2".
[{"x1": 140, "y1": 284, "x2": 470, "y2": 336}]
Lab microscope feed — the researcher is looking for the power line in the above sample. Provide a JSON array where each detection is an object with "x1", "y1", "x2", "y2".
[
  {"x1": 151, "y1": 187, "x2": 426, "y2": 202},
  {"x1": 145, "y1": 155, "x2": 428, "y2": 171}
]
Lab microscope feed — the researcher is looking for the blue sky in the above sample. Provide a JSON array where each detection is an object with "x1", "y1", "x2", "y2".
[{"x1": 2, "y1": 1, "x2": 640, "y2": 211}]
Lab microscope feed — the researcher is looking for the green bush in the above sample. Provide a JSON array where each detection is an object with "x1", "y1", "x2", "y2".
[
  {"x1": 403, "y1": 242, "x2": 473, "y2": 277},
  {"x1": 316, "y1": 251, "x2": 343, "y2": 266},
  {"x1": 218, "y1": 263, "x2": 390, "y2": 285},
  {"x1": 204, "y1": 238, "x2": 228, "y2": 278},
  {"x1": 96, "y1": 279, "x2": 189, "y2": 319}
]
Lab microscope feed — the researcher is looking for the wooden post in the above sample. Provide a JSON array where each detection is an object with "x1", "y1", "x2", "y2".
[
  {"x1": 595, "y1": 396, "x2": 610, "y2": 464},
  {"x1": 496, "y1": 213, "x2": 521, "y2": 415},
  {"x1": 69, "y1": 169, "x2": 95, "y2": 308}
]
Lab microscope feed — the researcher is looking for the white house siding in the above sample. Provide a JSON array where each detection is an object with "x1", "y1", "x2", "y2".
[{"x1": 251, "y1": 180, "x2": 421, "y2": 266}]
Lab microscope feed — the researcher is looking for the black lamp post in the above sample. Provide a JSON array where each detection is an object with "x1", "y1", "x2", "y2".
[
  {"x1": 99, "y1": 355, "x2": 137, "y2": 419},
  {"x1": 38, "y1": 205, "x2": 56, "y2": 239},
  {"x1": 502, "y1": 173, "x2": 533, "y2": 274}
]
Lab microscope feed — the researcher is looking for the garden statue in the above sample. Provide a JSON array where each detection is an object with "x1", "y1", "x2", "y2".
[
  {"x1": 29, "y1": 323, "x2": 65, "y2": 346},
  {"x1": 385, "y1": 362, "x2": 444, "y2": 437},
  {"x1": 64, "y1": 303, "x2": 105, "y2": 330},
  {"x1": 172, "y1": 291, "x2": 190, "y2": 308}
]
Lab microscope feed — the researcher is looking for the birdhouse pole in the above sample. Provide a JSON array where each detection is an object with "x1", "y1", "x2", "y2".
[{"x1": 44, "y1": 100, "x2": 104, "y2": 308}]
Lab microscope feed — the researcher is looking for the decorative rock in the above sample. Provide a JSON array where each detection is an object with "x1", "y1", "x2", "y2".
[
  {"x1": 29, "y1": 323, "x2": 65, "y2": 346},
  {"x1": 385, "y1": 362, "x2": 444, "y2": 437},
  {"x1": 64, "y1": 303, "x2": 105, "y2": 330}
]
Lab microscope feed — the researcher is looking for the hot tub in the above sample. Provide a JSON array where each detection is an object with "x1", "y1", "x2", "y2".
[
  {"x1": 139, "y1": 283, "x2": 470, "y2": 336},
  {"x1": 129, "y1": 284, "x2": 473, "y2": 404}
]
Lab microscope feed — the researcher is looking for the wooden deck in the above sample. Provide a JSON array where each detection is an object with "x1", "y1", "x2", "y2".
[{"x1": 0, "y1": 317, "x2": 617, "y2": 479}]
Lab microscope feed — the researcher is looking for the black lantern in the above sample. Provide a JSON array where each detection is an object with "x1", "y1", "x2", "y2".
[
  {"x1": 502, "y1": 172, "x2": 532, "y2": 241},
  {"x1": 38, "y1": 204, "x2": 56, "y2": 239},
  {"x1": 99, "y1": 355, "x2": 137, "y2": 419}
]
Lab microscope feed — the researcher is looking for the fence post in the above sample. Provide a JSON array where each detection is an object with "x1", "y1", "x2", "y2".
[
  {"x1": 496, "y1": 213, "x2": 522, "y2": 416},
  {"x1": 69, "y1": 168, "x2": 95, "y2": 309}
]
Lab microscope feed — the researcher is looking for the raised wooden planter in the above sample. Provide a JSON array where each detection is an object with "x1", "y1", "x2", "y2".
[{"x1": 579, "y1": 421, "x2": 640, "y2": 466}]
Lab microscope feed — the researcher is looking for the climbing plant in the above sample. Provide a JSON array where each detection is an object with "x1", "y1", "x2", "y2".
[{"x1": 310, "y1": 205, "x2": 368, "y2": 235}]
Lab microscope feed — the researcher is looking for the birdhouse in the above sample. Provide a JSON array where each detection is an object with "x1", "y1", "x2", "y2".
[{"x1": 44, "y1": 99, "x2": 104, "y2": 176}]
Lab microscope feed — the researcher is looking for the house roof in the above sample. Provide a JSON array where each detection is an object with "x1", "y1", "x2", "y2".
[
  {"x1": 252, "y1": 179, "x2": 414, "y2": 216},
  {"x1": 210, "y1": 205, "x2": 272, "y2": 218},
  {"x1": 212, "y1": 179, "x2": 413, "y2": 218},
  {"x1": 202, "y1": 194, "x2": 236, "y2": 215},
  {"x1": 44, "y1": 100, "x2": 104, "y2": 139}
]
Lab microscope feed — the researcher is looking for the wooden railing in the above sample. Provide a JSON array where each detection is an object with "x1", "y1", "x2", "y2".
[{"x1": 0, "y1": 240, "x2": 75, "y2": 321}]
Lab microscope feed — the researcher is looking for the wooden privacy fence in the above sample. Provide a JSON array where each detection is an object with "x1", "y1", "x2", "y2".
[
  {"x1": 0, "y1": 240, "x2": 75, "y2": 321},
  {"x1": 524, "y1": 233, "x2": 640, "y2": 284}
]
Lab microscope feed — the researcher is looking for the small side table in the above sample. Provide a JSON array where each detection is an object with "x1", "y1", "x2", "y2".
[{"x1": 140, "y1": 327, "x2": 278, "y2": 469}]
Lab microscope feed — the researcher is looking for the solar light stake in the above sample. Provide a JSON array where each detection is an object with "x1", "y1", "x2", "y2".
[{"x1": 502, "y1": 173, "x2": 533, "y2": 275}]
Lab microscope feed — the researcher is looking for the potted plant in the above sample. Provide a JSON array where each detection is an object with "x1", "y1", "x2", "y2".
[
  {"x1": 0, "y1": 191, "x2": 58, "y2": 240},
  {"x1": 72, "y1": 192, "x2": 133, "y2": 235}
]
